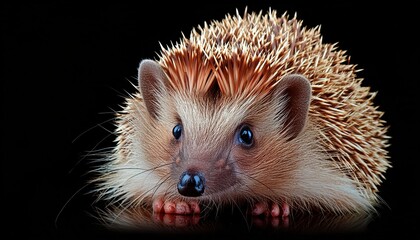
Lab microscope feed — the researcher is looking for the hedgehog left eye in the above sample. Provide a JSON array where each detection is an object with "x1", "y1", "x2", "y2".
[
  {"x1": 237, "y1": 125, "x2": 254, "y2": 147},
  {"x1": 172, "y1": 124, "x2": 182, "y2": 140}
]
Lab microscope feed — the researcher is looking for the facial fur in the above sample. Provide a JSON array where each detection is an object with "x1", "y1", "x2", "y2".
[{"x1": 99, "y1": 74, "x2": 372, "y2": 215}]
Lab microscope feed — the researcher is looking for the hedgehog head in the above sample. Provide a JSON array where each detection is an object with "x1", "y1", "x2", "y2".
[{"x1": 137, "y1": 58, "x2": 312, "y2": 201}]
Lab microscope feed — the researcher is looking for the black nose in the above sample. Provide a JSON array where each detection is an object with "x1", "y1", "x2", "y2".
[{"x1": 177, "y1": 171, "x2": 205, "y2": 197}]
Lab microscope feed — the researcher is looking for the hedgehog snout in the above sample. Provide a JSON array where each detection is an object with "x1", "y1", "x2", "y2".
[{"x1": 177, "y1": 170, "x2": 206, "y2": 197}]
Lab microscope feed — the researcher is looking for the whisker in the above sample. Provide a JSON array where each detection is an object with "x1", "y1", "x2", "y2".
[
  {"x1": 71, "y1": 117, "x2": 116, "y2": 144},
  {"x1": 54, "y1": 182, "x2": 92, "y2": 229},
  {"x1": 233, "y1": 169, "x2": 277, "y2": 197},
  {"x1": 200, "y1": 194, "x2": 219, "y2": 219},
  {"x1": 230, "y1": 196, "x2": 252, "y2": 231},
  {"x1": 101, "y1": 165, "x2": 164, "y2": 174},
  {"x1": 69, "y1": 131, "x2": 116, "y2": 175},
  {"x1": 109, "y1": 174, "x2": 173, "y2": 224},
  {"x1": 94, "y1": 161, "x2": 173, "y2": 202},
  {"x1": 223, "y1": 157, "x2": 277, "y2": 198},
  {"x1": 150, "y1": 174, "x2": 172, "y2": 201},
  {"x1": 108, "y1": 197, "x2": 140, "y2": 225}
]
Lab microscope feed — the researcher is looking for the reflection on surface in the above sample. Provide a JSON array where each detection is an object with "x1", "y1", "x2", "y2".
[{"x1": 93, "y1": 205, "x2": 374, "y2": 235}]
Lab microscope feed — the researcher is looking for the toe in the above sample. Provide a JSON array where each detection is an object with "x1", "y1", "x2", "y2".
[
  {"x1": 281, "y1": 202, "x2": 290, "y2": 218},
  {"x1": 252, "y1": 201, "x2": 290, "y2": 218},
  {"x1": 175, "y1": 201, "x2": 191, "y2": 214},
  {"x1": 270, "y1": 203, "x2": 280, "y2": 217},
  {"x1": 252, "y1": 202, "x2": 267, "y2": 216},
  {"x1": 163, "y1": 202, "x2": 176, "y2": 214},
  {"x1": 189, "y1": 201, "x2": 200, "y2": 214},
  {"x1": 152, "y1": 197, "x2": 164, "y2": 213}
]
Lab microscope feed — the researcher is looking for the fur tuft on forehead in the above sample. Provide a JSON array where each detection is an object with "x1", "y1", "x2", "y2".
[{"x1": 159, "y1": 9, "x2": 317, "y2": 99}]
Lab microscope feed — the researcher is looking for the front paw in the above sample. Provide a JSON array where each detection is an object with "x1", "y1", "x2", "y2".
[
  {"x1": 251, "y1": 201, "x2": 290, "y2": 218},
  {"x1": 152, "y1": 197, "x2": 200, "y2": 215}
]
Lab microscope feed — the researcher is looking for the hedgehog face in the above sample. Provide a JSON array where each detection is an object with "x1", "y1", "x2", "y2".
[
  {"x1": 166, "y1": 94, "x2": 255, "y2": 198},
  {"x1": 136, "y1": 60, "x2": 312, "y2": 202}
]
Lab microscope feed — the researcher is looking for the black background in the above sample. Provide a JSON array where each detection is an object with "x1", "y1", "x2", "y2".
[{"x1": 3, "y1": 1, "x2": 419, "y2": 239}]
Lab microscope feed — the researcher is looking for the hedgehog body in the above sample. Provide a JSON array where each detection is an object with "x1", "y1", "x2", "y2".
[{"x1": 97, "y1": 9, "x2": 390, "y2": 217}]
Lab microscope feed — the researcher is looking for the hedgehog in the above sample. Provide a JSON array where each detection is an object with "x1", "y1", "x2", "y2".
[{"x1": 95, "y1": 8, "x2": 390, "y2": 219}]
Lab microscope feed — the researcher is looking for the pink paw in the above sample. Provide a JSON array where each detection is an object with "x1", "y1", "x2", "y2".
[
  {"x1": 152, "y1": 197, "x2": 200, "y2": 215},
  {"x1": 251, "y1": 202, "x2": 290, "y2": 218}
]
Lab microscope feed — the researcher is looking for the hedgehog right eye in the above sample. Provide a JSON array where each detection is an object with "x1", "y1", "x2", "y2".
[
  {"x1": 237, "y1": 125, "x2": 254, "y2": 147},
  {"x1": 172, "y1": 124, "x2": 183, "y2": 140}
]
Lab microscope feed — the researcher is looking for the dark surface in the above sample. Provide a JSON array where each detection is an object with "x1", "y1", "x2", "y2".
[{"x1": 3, "y1": 1, "x2": 418, "y2": 239}]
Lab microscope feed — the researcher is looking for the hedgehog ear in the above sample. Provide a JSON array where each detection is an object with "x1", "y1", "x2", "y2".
[
  {"x1": 275, "y1": 74, "x2": 312, "y2": 140},
  {"x1": 138, "y1": 59, "x2": 168, "y2": 119}
]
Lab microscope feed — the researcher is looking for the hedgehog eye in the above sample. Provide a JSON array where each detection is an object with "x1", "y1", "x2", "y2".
[
  {"x1": 172, "y1": 124, "x2": 183, "y2": 140},
  {"x1": 237, "y1": 125, "x2": 254, "y2": 147}
]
